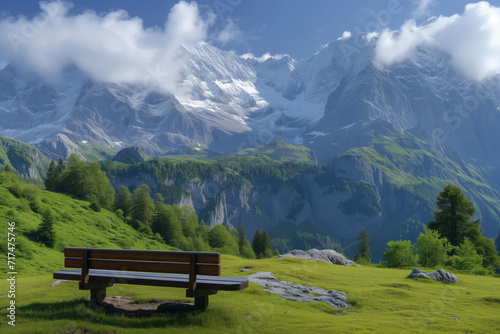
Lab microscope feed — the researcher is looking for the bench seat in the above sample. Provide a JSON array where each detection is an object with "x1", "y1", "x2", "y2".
[
  {"x1": 54, "y1": 269, "x2": 249, "y2": 291},
  {"x1": 53, "y1": 247, "x2": 248, "y2": 310}
]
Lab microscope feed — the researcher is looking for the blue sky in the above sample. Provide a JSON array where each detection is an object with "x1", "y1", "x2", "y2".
[{"x1": 0, "y1": 0, "x2": 475, "y2": 60}]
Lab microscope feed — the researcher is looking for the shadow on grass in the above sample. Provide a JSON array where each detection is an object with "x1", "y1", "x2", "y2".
[{"x1": 19, "y1": 299, "x2": 238, "y2": 329}]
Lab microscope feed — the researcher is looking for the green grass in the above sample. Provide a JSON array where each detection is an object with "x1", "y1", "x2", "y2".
[
  {"x1": 0, "y1": 171, "x2": 499, "y2": 333},
  {"x1": 0, "y1": 173, "x2": 173, "y2": 276},
  {"x1": 231, "y1": 139, "x2": 316, "y2": 163},
  {"x1": 77, "y1": 141, "x2": 117, "y2": 162},
  {"x1": 0, "y1": 256, "x2": 499, "y2": 333}
]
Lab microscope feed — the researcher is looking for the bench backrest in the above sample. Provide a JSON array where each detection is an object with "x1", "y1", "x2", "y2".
[{"x1": 64, "y1": 247, "x2": 221, "y2": 276}]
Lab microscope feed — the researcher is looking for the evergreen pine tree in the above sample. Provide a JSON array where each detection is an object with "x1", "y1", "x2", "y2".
[
  {"x1": 131, "y1": 184, "x2": 155, "y2": 226},
  {"x1": 237, "y1": 224, "x2": 255, "y2": 259},
  {"x1": 252, "y1": 230, "x2": 273, "y2": 258},
  {"x1": 45, "y1": 160, "x2": 57, "y2": 190},
  {"x1": 154, "y1": 193, "x2": 165, "y2": 206},
  {"x1": 56, "y1": 158, "x2": 65, "y2": 174},
  {"x1": 262, "y1": 230, "x2": 273, "y2": 258},
  {"x1": 354, "y1": 229, "x2": 371, "y2": 262},
  {"x1": 428, "y1": 185, "x2": 480, "y2": 246},
  {"x1": 238, "y1": 225, "x2": 247, "y2": 252},
  {"x1": 37, "y1": 208, "x2": 56, "y2": 248},
  {"x1": 115, "y1": 185, "x2": 132, "y2": 217},
  {"x1": 252, "y1": 230, "x2": 263, "y2": 257}
]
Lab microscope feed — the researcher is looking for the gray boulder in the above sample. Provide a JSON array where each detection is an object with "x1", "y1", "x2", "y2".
[
  {"x1": 278, "y1": 248, "x2": 353, "y2": 266},
  {"x1": 407, "y1": 268, "x2": 460, "y2": 283},
  {"x1": 247, "y1": 271, "x2": 349, "y2": 309},
  {"x1": 112, "y1": 146, "x2": 149, "y2": 164}
]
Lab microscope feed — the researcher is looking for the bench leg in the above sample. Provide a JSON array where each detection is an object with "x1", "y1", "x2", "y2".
[
  {"x1": 194, "y1": 296, "x2": 208, "y2": 311},
  {"x1": 90, "y1": 287, "x2": 106, "y2": 303}
]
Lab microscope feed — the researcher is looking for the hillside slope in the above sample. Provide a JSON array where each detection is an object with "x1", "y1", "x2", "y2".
[
  {"x1": 0, "y1": 171, "x2": 171, "y2": 275},
  {"x1": 0, "y1": 136, "x2": 49, "y2": 182}
]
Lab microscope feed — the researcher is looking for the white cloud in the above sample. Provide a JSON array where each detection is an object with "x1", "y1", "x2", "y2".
[
  {"x1": 0, "y1": 1, "x2": 214, "y2": 93},
  {"x1": 337, "y1": 31, "x2": 352, "y2": 41},
  {"x1": 215, "y1": 18, "x2": 243, "y2": 44},
  {"x1": 365, "y1": 31, "x2": 379, "y2": 41},
  {"x1": 413, "y1": 0, "x2": 435, "y2": 18},
  {"x1": 375, "y1": 1, "x2": 500, "y2": 81},
  {"x1": 240, "y1": 52, "x2": 288, "y2": 63}
]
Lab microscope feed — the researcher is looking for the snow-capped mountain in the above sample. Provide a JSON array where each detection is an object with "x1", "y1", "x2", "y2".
[
  {"x1": 3, "y1": 33, "x2": 500, "y2": 247},
  {"x1": 1, "y1": 34, "x2": 500, "y2": 170}
]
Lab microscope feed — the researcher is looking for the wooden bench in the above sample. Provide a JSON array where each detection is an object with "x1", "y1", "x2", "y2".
[{"x1": 53, "y1": 247, "x2": 248, "y2": 310}]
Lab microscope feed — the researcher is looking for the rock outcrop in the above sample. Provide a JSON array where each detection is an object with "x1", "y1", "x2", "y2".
[
  {"x1": 112, "y1": 147, "x2": 149, "y2": 164},
  {"x1": 407, "y1": 268, "x2": 460, "y2": 283},
  {"x1": 247, "y1": 271, "x2": 349, "y2": 309},
  {"x1": 278, "y1": 249, "x2": 353, "y2": 266}
]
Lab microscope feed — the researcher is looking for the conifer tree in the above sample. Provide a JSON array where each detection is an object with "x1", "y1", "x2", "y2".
[
  {"x1": 45, "y1": 160, "x2": 57, "y2": 190},
  {"x1": 131, "y1": 184, "x2": 155, "y2": 225},
  {"x1": 238, "y1": 225, "x2": 255, "y2": 259},
  {"x1": 262, "y1": 230, "x2": 273, "y2": 258},
  {"x1": 115, "y1": 185, "x2": 132, "y2": 217},
  {"x1": 354, "y1": 229, "x2": 371, "y2": 262},
  {"x1": 252, "y1": 230, "x2": 273, "y2": 258},
  {"x1": 56, "y1": 158, "x2": 65, "y2": 175},
  {"x1": 151, "y1": 203, "x2": 185, "y2": 247},
  {"x1": 252, "y1": 230, "x2": 263, "y2": 257},
  {"x1": 238, "y1": 225, "x2": 247, "y2": 251},
  {"x1": 428, "y1": 185, "x2": 480, "y2": 246},
  {"x1": 37, "y1": 208, "x2": 56, "y2": 248}
]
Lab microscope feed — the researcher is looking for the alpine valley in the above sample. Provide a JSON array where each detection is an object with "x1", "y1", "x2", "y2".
[{"x1": 2, "y1": 33, "x2": 500, "y2": 259}]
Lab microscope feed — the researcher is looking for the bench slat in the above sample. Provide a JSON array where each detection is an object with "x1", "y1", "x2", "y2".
[
  {"x1": 65, "y1": 257, "x2": 221, "y2": 276},
  {"x1": 65, "y1": 248, "x2": 220, "y2": 264},
  {"x1": 53, "y1": 269, "x2": 249, "y2": 291}
]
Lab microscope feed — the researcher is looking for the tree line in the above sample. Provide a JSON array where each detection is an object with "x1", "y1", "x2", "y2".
[
  {"x1": 355, "y1": 184, "x2": 500, "y2": 274},
  {"x1": 45, "y1": 154, "x2": 115, "y2": 209},
  {"x1": 39, "y1": 155, "x2": 280, "y2": 258},
  {"x1": 114, "y1": 183, "x2": 276, "y2": 258}
]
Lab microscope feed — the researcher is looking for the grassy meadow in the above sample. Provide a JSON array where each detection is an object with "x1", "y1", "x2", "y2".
[
  {"x1": 1, "y1": 255, "x2": 500, "y2": 333},
  {"x1": 0, "y1": 171, "x2": 499, "y2": 333}
]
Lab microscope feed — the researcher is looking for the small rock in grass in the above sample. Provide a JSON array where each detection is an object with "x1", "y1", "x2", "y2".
[
  {"x1": 247, "y1": 271, "x2": 349, "y2": 309},
  {"x1": 452, "y1": 316, "x2": 460, "y2": 321},
  {"x1": 407, "y1": 268, "x2": 460, "y2": 283},
  {"x1": 278, "y1": 249, "x2": 353, "y2": 266}
]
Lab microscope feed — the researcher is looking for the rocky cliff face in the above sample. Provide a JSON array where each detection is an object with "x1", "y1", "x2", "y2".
[
  {"x1": 0, "y1": 136, "x2": 48, "y2": 181},
  {"x1": 102, "y1": 131, "x2": 500, "y2": 260},
  {"x1": 107, "y1": 169, "x2": 382, "y2": 240},
  {"x1": 308, "y1": 44, "x2": 500, "y2": 166}
]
